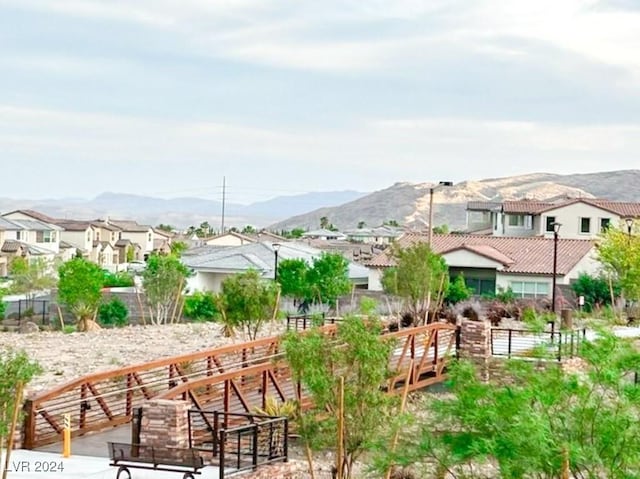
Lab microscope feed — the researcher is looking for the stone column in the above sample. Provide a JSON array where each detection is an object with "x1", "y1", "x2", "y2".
[
  {"x1": 139, "y1": 399, "x2": 191, "y2": 450},
  {"x1": 458, "y1": 319, "x2": 492, "y2": 381}
]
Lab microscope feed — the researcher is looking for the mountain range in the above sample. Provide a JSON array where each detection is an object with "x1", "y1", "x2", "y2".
[
  {"x1": 1, "y1": 170, "x2": 639, "y2": 232},
  {"x1": 268, "y1": 170, "x2": 640, "y2": 232}
]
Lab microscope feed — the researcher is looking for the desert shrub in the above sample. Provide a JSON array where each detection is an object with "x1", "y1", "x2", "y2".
[
  {"x1": 98, "y1": 297, "x2": 129, "y2": 327},
  {"x1": 63, "y1": 325, "x2": 76, "y2": 334},
  {"x1": 183, "y1": 291, "x2": 219, "y2": 322},
  {"x1": 522, "y1": 307, "x2": 547, "y2": 332}
]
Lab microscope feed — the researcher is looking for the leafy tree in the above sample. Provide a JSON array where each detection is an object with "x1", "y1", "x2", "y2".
[
  {"x1": 0, "y1": 349, "x2": 41, "y2": 455},
  {"x1": 377, "y1": 333, "x2": 640, "y2": 479},
  {"x1": 98, "y1": 297, "x2": 129, "y2": 327},
  {"x1": 381, "y1": 243, "x2": 449, "y2": 324},
  {"x1": 9, "y1": 257, "x2": 56, "y2": 306},
  {"x1": 125, "y1": 245, "x2": 135, "y2": 263},
  {"x1": 445, "y1": 273, "x2": 473, "y2": 304},
  {"x1": 432, "y1": 224, "x2": 449, "y2": 234},
  {"x1": 241, "y1": 225, "x2": 256, "y2": 234},
  {"x1": 277, "y1": 258, "x2": 310, "y2": 301},
  {"x1": 277, "y1": 253, "x2": 351, "y2": 308},
  {"x1": 199, "y1": 221, "x2": 212, "y2": 237},
  {"x1": 283, "y1": 315, "x2": 396, "y2": 479},
  {"x1": 290, "y1": 228, "x2": 305, "y2": 238},
  {"x1": 142, "y1": 253, "x2": 190, "y2": 325},
  {"x1": 596, "y1": 223, "x2": 640, "y2": 301},
  {"x1": 571, "y1": 273, "x2": 620, "y2": 312},
  {"x1": 183, "y1": 291, "x2": 219, "y2": 322},
  {"x1": 216, "y1": 270, "x2": 278, "y2": 339},
  {"x1": 58, "y1": 258, "x2": 105, "y2": 331},
  {"x1": 156, "y1": 223, "x2": 174, "y2": 232},
  {"x1": 320, "y1": 216, "x2": 330, "y2": 229},
  {"x1": 384, "y1": 219, "x2": 400, "y2": 227},
  {"x1": 169, "y1": 241, "x2": 188, "y2": 257},
  {"x1": 357, "y1": 221, "x2": 366, "y2": 229},
  {"x1": 306, "y1": 252, "x2": 351, "y2": 307}
]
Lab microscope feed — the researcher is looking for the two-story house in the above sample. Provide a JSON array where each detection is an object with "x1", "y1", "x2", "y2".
[
  {"x1": 108, "y1": 220, "x2": 155, "y2": 258},
  {"x1": 466, "y1": 198, "x2": 640, "y2": 240},
  {"x1": 343, "y1": 225, "x2": 404, "y2": 245},
  {"x1": 1, "y1": 210, "x2": 64, "y2": 256}
]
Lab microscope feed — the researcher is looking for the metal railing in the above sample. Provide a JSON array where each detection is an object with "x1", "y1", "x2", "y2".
[
  {"x1": 491, "y1": 327, "x2": 586, "y2": 361},
  {"x1": 188, "y1": 410, "x2": 288, "y2": 479}
]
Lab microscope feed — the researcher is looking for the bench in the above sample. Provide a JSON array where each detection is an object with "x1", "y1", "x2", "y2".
[{"x1": 108, "y1": 442, "x2": 205, "y2": 479}]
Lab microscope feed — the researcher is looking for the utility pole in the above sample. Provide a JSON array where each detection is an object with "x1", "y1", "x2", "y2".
[{"x1": 220, "y1": 176, "x2": 226, "y2": 234}]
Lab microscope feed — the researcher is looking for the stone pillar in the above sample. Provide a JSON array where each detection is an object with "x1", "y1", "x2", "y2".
[
  {"x1": 458, "y1": 320, "x2": 492, "y2": 381},
  {"x1": 139, "y1": 399, "x2": 190, "y2": 450}
]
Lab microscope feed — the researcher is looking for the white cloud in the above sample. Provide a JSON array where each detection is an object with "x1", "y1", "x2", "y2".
[{"x1": 5, "y1": 0, "x2": 638, "y2": 76}]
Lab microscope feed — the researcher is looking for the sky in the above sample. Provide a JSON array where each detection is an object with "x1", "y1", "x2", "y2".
[{"x1": 2, "y1": 0, "x2": 640, "y2": 205}]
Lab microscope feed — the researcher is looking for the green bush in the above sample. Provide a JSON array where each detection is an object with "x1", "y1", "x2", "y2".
[
  {"x1": 522, "y1": 307, "x2": 547, "y2": 332},
  {"x1": 102, "y1": 271, "x2": 135, "y2": 288},
  {"x1": 571, "y1": 273, "x2": 620, "y2": 312},
  {"x1": 183, "y1": 291, "x2": 218, "y2": 322},
  {"x1": 63, "y1": 325, "x2": 76, "y2": 334},
  {"x1": 0, "y1": 293, "x2": 5, "y2": 320},
  {"x1": 98, "y1": 297, "x2": 129, "y2": 327},
  {"x1": 445, "y1": 274, "x2": 473, "y2": 304}
]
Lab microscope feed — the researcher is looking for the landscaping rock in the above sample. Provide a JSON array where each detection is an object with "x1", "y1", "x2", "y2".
[{"x1": 18, "y1": 321, "x2": 39, "y2": 334}]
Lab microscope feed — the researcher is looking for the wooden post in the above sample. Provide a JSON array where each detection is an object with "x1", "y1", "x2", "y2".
[
  {"x1": 170, "y1": 278, "x2": 184, "y2": 324},
  {"x1": 135, "y1": 289, "x2": 146, "y2": 325},
  {"x1": 385, "y1": 360, "x2": 414, "y2": 479},
  {"x1": 56, "y1": 304, "x2": 66, "y2": 330},
  {"x1": 336, "y1": 376, "x2": 345, "y2": 479},
  {"x1": 2, "y1": 382, "x2": 24, "y2": 479},
  {"x1": 561, "y1": 447, "x2": 570, "y2": 479}
]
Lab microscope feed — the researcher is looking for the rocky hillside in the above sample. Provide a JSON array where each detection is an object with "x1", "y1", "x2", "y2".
[{"x1": 268, "y1": 170, "x2": 640, "y2": 232}]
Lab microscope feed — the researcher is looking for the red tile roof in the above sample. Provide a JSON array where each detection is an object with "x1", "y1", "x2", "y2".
[
  {"x1": 366, "y1": 233, "x2": 594, "y2": 275},
  {"x1": 502, "y1": 200, "x2": 556, "y2": 214}
]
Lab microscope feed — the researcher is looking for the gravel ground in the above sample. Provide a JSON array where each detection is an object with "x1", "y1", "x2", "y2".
[{"x1": 0, "y1": 321, "x2": 287, "y2": 397}]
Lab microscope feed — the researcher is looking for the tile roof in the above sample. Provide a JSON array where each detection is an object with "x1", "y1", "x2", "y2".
[
  {"x1": 466, "y1": 201, "x2": 502, "y2": 211},
  {"x1": 55, "y1": 220, "x2": 93, "y2": 231},
  {"x1": 502, "y1": 200, "x2": 556, "y2": 214},
  {"x1": 2, "y1": 209, "x2": 58, "y2": 223},
  {"x1": 366, "y1": 233, "x2": 594, "y2": 275},
  {"x1": 107, "y1": 220, "x2": 151, "y2": 232},
  {"x1": 572, "y1": 199, "x2": 640, "y2": 218},
  {"x1": 0, "y1": 240, "x2": 55, "y2": 255},
  {"x1": 0, "y1": 218, "x2": 21, "y2": 231},
  {"x1": 91, "y1": 221, "x2": 122, "y2": 232},
  {"x1": 183, "y1": 241, "x2": 369, "y2": 280},
  {"x1": 7, "y1": 219, "x2": 60, "y2": 231}
]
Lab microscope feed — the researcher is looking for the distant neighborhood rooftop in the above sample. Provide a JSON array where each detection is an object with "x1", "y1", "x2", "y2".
[{"x1": 366, "y1": 233, "x2": 594, "y2": 276}]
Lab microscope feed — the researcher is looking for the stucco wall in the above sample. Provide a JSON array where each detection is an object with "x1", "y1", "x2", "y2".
[{"x1": 539, "y1": 203, "x2": 618, "y2": 239}]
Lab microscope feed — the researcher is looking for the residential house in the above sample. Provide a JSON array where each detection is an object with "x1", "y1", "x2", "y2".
[
  {"x1": 1, "y1": 210, "x2": 63, "y2": 255},
  {"x1": 153, "y1": 228, "x2": 173, "y2": 254},
  {"x1": 0, "y1": 217, "x2": 59, "y2": 271},
  {"x1": 55, "y1": 220, "x2": 95, "y2": 257},
  {"x1": 94, "y1": 241, "x2": 119, "y2": 269},
  {"x1": 301, "y1": 229, "x2": 347, "y2": 241},
  {"x1": 342, "y1": 225, "x2": 404, "y2": 245},
  {"x1": 366, "y1": 233, "x2": 598, "y2": 299},
  {"x1": 107, "y1": 220, "x2": 155, "y2": 257},
  {"x1": 182, "y1": 241, "x2": 369, "y2": 293},
  {"x1": 466, "y1": 198, "x2": 640, "y2": 239},
  {"x1": 204, "y1": 231, "x2": 257, "y2": 247}
]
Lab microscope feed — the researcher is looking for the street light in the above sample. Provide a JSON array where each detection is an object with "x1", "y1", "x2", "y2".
[
  {"x1": 273, "y1": 243, "x2": 281, "y2": 281},
  {"x1": 551, "y1": 222, "x2": 562, "y2": 314},
  {"x1": 428, "y1": 181, "x2": 454, "y2": 246},
  {"x1": 625, "y1": 218, "x2": 634, "y2": 243}
]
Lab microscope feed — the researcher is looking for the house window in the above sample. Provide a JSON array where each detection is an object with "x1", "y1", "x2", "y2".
[
  {"x1": 508, "y1": 214, "x2": 525, "y2": 227},
  {"x1": 580, "y1": 217, "x2": 591, "y2": 234},
  {"x1": 509, "y1": 281, "x2": 550, "y2": 298},
  {"x1": 36, "y1": 231, "x2": 55, "y2": 243},
  {"x1": 96, "y1": 232, "x2": 100, "y2": 241},
  {"x1": 600, "y1": 218, "x2": 611, "y2": 232},
  {"x1": 111, "y1": 232, "x2": 116, "y2": 242},
  {"x1": 148, "y1": 233, "x2": 152, "y2": 242},
  {"x1": 87, "y1": 231, "x2": 91, "y2": 242},
  {"x1": 545, "y1": 216, "x2": 556, "y2": 233},
  {"x1": 16, "y1": 231, "x2": 22, "y2": 240}
]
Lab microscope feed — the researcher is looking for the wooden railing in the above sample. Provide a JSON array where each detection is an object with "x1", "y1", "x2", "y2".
[{"x1": 23, "y1": 322, "x2": 458, "y2": 449}]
